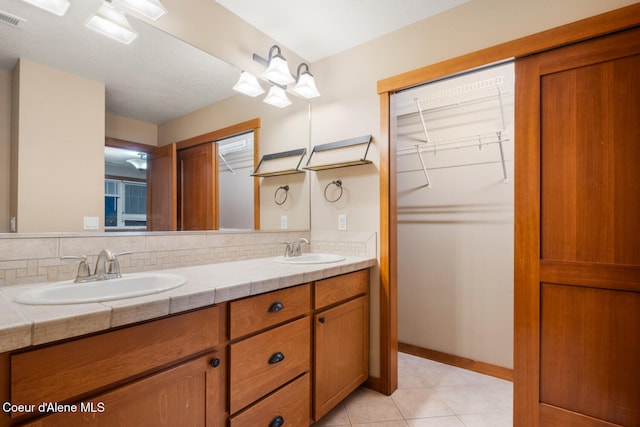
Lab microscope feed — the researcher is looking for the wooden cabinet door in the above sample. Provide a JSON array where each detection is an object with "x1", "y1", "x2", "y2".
[
  {"x1": 178, "y1": 143, "x2": 218, "y2": 230},
  {"x1": 515, "y1": 27, "x2": 640, "y2": 427},
  {"x1": 147, "y1": 143, "x2": 177, "y2": 231},
  {"x1": 23, "y1": 352, "x2": 226, "y2": 427},
  {"x1": 314, "y1": 295, "x2": 369, "y2": 421}
]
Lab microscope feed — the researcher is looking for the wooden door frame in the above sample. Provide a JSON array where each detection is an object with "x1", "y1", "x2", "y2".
[
  {"x1": 175, "y1": 118, "x2": 261, "y2": 230},
  {"x1": 374, "y1": 4, "x2": 640, "y2": 399}
]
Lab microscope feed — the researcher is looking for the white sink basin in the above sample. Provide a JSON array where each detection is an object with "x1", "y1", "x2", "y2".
[
  {"x1": 273, "y1": 253, "x2": 346, "y2": 264},
  {"x1": 14, "y1": 273, "x2": 187, "y2": 305}
]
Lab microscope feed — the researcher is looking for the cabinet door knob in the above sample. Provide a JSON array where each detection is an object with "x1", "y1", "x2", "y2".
[
  {"x1": 268, "y1": 301, "x2": 285, "y2": 313},
  {"x1": 319, "y1": 317, "x2": 326, "y2": 324},
  {"x1": 268, "y1": 352, "x2": 285, "y2": 364},
  {"x1": 269, "y1": 415, "x2": 284, "y2": 427},
  {"x1": 210, "y1": 358, "x2": 221, "y2": 368}
]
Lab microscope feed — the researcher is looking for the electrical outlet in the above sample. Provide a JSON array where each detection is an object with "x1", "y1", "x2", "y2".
[
  {"x1": 10, "y1": 217, "x2": 16, "y2": 232},
  {"x1": 338, "y1": 214, "x2": 347, "y2": 230},
  {"x1": 280, "y1": 215, "x2": 288, "y2": 229}
]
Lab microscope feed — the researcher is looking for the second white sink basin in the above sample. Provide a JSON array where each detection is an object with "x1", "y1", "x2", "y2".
[
  {"x1": 14, "y1": 273, "x2": 187, "y2": 305},
  {"x1": 274, "y1": 253, "x2": 346, "y2": 264}
]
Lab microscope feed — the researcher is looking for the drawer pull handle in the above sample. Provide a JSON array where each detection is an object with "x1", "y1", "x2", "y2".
[
  {"x1": 268, "y1": 352, "x2": 285, "y2": 364},
  {"x1": 319, "y1": 317, "x2": 326, "y2": 324},
  {"x1": 269, "y1": 415, "x2": 284, "y2": 427},
  {"x1": 210, "y1": 358, "x2": 221, "y2": 368},
  {"x1": 268, "y1": 301, "x2": 285, "y2": 312}
]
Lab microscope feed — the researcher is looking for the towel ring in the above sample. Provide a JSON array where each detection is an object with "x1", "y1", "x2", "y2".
[
  {"x1": 324, "y1": 180, "x2": 343, "y2": 203},
  {"x1": 274, "y1": 185, "x2": 289, "y2": 205}
]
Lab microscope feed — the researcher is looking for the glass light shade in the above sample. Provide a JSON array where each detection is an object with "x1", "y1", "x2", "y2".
[
  {"x1": 126, "y1": 158, "x2": 147, "y2": 170},
  {"x1": 115, "y1": 0, "x2": 166, "y2": 20},
  {"x1": 292, "y1": 72, "x2": 320, "y2": 98},
  {"x1": 263, "y1": 86, "x2": 291, "y2": 108},
  {"x1": 20, "y1": 0, "x2": 70, "y2": 16},
  {"x1": 232, "y1": 71, "x2": 265, "y2": 97},
  {"x1": 86, "y1": 2, "x2": 138, "y2": 45},
  {"x1": 262, "y1": 55, "x2": 294, "y2": 86}
]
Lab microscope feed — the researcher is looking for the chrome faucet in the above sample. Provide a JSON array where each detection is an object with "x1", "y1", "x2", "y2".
[
  {"x1": 94, "y1": 249, "x2": 120, "y2": 280},
  {"x1": 281, "y1": 237, "x2": 310, "y2": 258},
  {"x1": 62, "y1": 249, "x2": 131, "y2": 283}
]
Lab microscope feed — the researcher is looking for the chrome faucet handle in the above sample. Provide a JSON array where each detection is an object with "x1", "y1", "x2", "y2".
[
  {"x1": 280, "y1": 241, "x2": 293, "y2": 258},
  {"x1": 291, "y1": 238, "x2": 310, "y2": 256},
  {"x1": 109, "y1": 251, "x2": 134, "y2": 279},
  {"x1": 61, "y1": 255, "x2": 91, "y2": 283}
]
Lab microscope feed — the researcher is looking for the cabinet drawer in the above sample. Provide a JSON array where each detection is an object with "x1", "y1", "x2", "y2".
[
  {"x1": 229, "y1": 283, "x2": 311, "y2": 339},
  {"x1": 229, "y1": 316, "x2": 310, "y2": 414},
  {"x1": 315, "y1": 269, "x2": 369, "y2": 310},
  {"x1": 229, "y1": 373, "x2": 310, "y2": 427},
  {"x1": 11, "y1": 305, "x2": 224, "y2": 413}
]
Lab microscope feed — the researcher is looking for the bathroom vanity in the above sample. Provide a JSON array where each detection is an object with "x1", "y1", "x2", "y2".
[{"x1": 0, "y1": 256, "x2": 373, "y2": 426}]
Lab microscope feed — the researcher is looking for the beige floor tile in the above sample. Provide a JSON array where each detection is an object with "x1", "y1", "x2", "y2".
[
  {"x1": 316, "y1": 353, "x2": 513, "y2": 426},
  {"x1": 457, "y1": 411, "x2": 513, "y2": 427},
  {"x1": 406, "y1": 416, "x2": 466, "y2": 427},
  {"x1": 391, "y1": 388, "x2": 454, "y2": 419},
  {"x1": 343, "y1": 387, "x2": 404, "y2": 424}
]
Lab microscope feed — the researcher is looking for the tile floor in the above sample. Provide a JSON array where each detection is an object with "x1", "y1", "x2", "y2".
[{"x1": 313, "y1": 352, "x2": 513, "y2": 427}]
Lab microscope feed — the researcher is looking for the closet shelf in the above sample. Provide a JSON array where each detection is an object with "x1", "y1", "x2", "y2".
[
  {"x1": 251, "y1": 148, "x2": 307, "y2": 178},
  {"x1": 303, "y1": 135, "x2": 373, "y2": 171},
  {"x1": 396, "y1": 73, "x2": 511, "y2": 187}
]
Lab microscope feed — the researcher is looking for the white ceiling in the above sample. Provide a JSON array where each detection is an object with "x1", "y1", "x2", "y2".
[
  {"x1": 0, "y1": 0, "x2": 469, "y2": 124},
  {"x1": 215, "y1": 0, "x2": 470, "y2": 62}
]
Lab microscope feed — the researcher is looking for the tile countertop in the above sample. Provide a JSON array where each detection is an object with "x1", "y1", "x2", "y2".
[{"x1": 0, "y1": 255, "x2": 376, "y2": 354}]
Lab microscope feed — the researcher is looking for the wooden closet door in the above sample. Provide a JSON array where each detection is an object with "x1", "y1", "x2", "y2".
[
  {"x1": 178, "y1": 143, "x2": 219, "y2": 230},
  {"x1": 515, "y1": 28, "x2": 640, "y2": 427}
]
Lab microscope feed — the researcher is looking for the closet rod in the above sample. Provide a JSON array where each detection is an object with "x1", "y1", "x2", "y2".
[
  {"x1": 397, "y1": 131, "x2": 507, "y2": 155},
  {"x1": 398, "y1": 160, "x2": 507, "y2": 173}
]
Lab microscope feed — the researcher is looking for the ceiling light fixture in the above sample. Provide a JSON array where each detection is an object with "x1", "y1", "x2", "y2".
[
  {"x1": 126, "y1": 153, "x2": 147, "y2": 170},
  {"x1": 86, "y1": 1, "x2": 138, "y2": 45},
  {"x1": 254, "y1": 45, "x2": 294, "y2": 86},
  {"x1": 263, "y1": 85, "x2": 291, "y2": 108},
  {"x1": 20, "y1": 0, "x2": 70, "y2": 16},
  {"x1": 292, "y1": 63, "x2": 320, "y2": 99},
  {"x1": 232, "y1": 71, "x2": 265, "y2": 97},
  {"x1": 114, "y1": 0, "x2": 166, "y2": 20}
]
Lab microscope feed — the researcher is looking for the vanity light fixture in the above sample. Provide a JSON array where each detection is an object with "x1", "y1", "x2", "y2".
[
  {"x1": 86, "y1": 1, "x2": 138, "y2": 45},
  {"x1": 114, "y1": 0, "x2": 166, "y2": 20},
  {"x1": 292, "y1": 63, "x2": 320, "y2": 99},
  {"x1": 263, "y1": 85, "x2": 291, "y2": 108},
  {"x1": 255, "y1": 45, "x2": 295, "y2": 86},
  {"x1": 232, "y1": 71, "x2": 265, "y2": 97},
  {"x1": 234, "y1": 44, "x2": 320, "y2": 107},
  {"x1": 20, "y1": 0, "x2": 70, "y2": 16}
]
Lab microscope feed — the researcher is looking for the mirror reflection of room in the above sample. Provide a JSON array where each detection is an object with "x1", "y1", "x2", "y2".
[{"x1": 104, "y1": 147, "x2": 148, "y2": 231}]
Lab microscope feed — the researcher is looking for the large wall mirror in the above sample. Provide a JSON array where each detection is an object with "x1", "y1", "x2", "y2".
[{"x1": 0, "y1": 0, "x2": 311, "y2": 233}]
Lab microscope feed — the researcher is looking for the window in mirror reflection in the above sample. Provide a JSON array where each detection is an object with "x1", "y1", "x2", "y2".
[
  {"x1": 104, "y1": 146, "x2": 148, "y2": 231},
  {"x1": 217, "y1": 131, "x2": 254, "y2": 230}
]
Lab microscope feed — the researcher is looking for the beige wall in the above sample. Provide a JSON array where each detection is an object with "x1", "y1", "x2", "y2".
[
  {"x1": 0, "y1": 70, "x2": 10, "y2": 233},
  {"x1": 105, "y1": 114, "x2": 158, "y2": 146},
  {"x1": 12, "y1": 59, "x2": 105, "y2": 233}
]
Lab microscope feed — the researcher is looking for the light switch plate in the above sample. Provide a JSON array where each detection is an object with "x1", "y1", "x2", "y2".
[
  {"x1": 280, "y1": 215, "x2": 288, "y2": 229},
  {"x1": 83, "y1": 216, "x2": 99, "y2": 230},
  {"x1": 338, "y1": 214, "x2": 347, "y2": 230}
]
